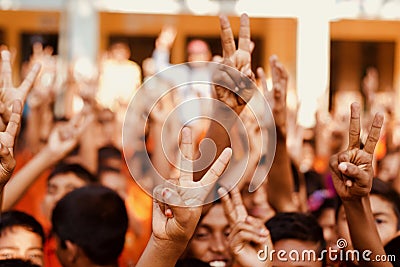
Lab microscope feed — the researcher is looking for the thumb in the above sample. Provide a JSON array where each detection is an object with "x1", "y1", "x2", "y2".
[{"x1": 338, "y1": 162, "x2": 361, "y2": 179}]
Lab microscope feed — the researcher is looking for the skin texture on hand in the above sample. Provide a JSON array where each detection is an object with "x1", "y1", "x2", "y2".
[
  {"x1": 0, "y1": 50, "x2": 40, "y2": 131},
  {"x1": 212, "y1": 14, "x2": 256, "y2": 115},
  {"x1": 329, "y1": 103, "x2": 384, "y2": 201},
  {"x1": 137, "y1": 127, "x2": 232, "y2": 267},
  {"x1": 218, "y1": 186, "x2": 272, "y2": 267}
]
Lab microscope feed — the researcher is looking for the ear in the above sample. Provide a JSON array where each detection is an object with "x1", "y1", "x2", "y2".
[{"x1": 65, "y1": 240, "x2": 79, "y2": 263}]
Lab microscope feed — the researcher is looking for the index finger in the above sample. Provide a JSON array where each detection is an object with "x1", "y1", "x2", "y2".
[
  {"x1": 256, "y1": 67, "x2": 268, "y2": 96},
  {"x1": 363, "y1": 112, "x2": 384, "y2": 154},
  {"x1": 1, "y1": 50, "x2": 12, "y2": 88},
  {"x1": 199, "y1": 147, "x2": 232, "y2": 187},
  {"x1": 238, "y1": 14, "x2": 251, "y2": 52},
  {"x1": 19, "y1": 63, "x2": 41, "y2": 99},
  {"x1": 218, "y1": 187, "x2": 237, "y2": 224},
  {"x1": 219, "y1": 15, "x2": 236, "y2": 58},
  {"x1": 179, "y1": 127, "x2": 194, "y2": 185},
  {"x1": 229, "y1": 186, "x2": 248, "y2": 221},
  {"x1": 348, "y1": 102, "x2": 360, "y2": 150},
  {"x1": 5, "y1": 100, "x2": 22, "y2": 146}
]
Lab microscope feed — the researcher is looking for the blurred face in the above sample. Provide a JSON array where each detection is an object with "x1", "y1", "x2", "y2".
[
  {"x1": 272, "y1": 239, "x2": 323, "y2": 267},
  {"x1": 241, "y1": 183, "x2": 275, "y2": 223},
  {"x1": 187, "y1": 40, "x2": 211, "y2": 64},
  {"x1": 317, "y1": 208, "x2": 337, "y2": 248},
  {"x1": 111, "y1": 43, "x2": 130, "y2": 61},
  {"x1": 337, "y1": 195, "x2": 398, "y2": 248},
  {"x1": 0, "y1": 226, "x2": 44, "y2": 266},
  {"x1": 42, "y1": 173, "x2": 87, "y2": 221},
  {"x1": 185, "y1": 204, "x2": 233, "y2": 267},
  {"x1": 100, "y1": 171, "x2": 128, "y2": 200},
  {"x1": 378, "y1": 154, "x2": 399, "y2": 183}
]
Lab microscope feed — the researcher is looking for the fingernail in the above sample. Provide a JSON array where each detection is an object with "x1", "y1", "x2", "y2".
[
  {"x1": 345, "y1": 180, "x2": 353, "y2": 187},
  {"x1": 260, "y1": 228, "x2": 269, "y2": 236},
  {"x1": 162, "y1": 188, "x2": 172, "y2": 199},
  {"x1": 217, "y1": 187, "x2": 227, "y2": 196},
  {"x1": 338, "y1": 162, "x2": 347, "y2": 172}
]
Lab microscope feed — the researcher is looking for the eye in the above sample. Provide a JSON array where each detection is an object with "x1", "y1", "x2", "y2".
[
  {"x1": 194, "y1": 231, "x2": 210, "y2": 240},
  {"x1": 375, "y1": 218, "x2": 385, "y2": 224},
  {"x1": 0, "y1": 253, "x2": 14, "y2": 259},
  {"x1": 224, "y1": 228, "x2": 231, "y2": 237},
  {"x1": 29, "y1": 253, "x2": 43, "y2": 259}
]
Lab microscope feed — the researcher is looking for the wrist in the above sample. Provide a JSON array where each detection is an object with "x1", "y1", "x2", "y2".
[
  {"x1": 149, "y1": 234, "x2": 188, "y2": 255},
  {"x1": 40, "y1": 146, "x2": 63, "y2": 164}
]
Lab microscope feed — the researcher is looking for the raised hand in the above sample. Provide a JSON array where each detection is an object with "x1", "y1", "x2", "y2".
[
  {"x1": 213, "y1": 14, "x2": 256, "y2": 115},
  {"x1": 1, "y1": 50, "x2": 40, "y2": 130},
  {"x1": 218, "y1": 186, "x2": 272, "y2": 267},
  {"x1": 155, "y1": 25, "x2": 177, "y2": 51},
  {"x1": 0, "y1": 100, "x2": 22, "y2": 187},
  {"x1": 329, "y1": 103, "x2": 384, "y2": 200},
  {"x1": 258, "y1": 55, "x2": 288, "y2": 137},
  {"x1": 152, "y1": 127, "x2": 232, "y2": 243},
  {"x1": 45, "y1": 110, "x2": 94, "y2": 161}
]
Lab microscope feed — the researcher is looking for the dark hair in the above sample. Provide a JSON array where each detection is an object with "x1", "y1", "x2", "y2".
[
  {"x1": 0, "y1": 259, "x2": 40, "y2": 267},
  {"x1": 384, "y1": 235, "x2": 400, "y2": 267},
  {"x1": 51, "y1": 185, "x2": 128, "y2": 265},
  {"x1": 0, "y1": 210, "x2": 45, "y2": 245},
  {"x1": 48, "y1": 163, "x2": 97, "y2": 184},
  {"x1": 311, "y1": 196, "x2": 339, "y2": 219},
  {"x1": 266, "y1": 212, "x2": 326, "y2": 255},
  {"x1": 98, "y1": 145, "x2": 122, "y2": 162}
]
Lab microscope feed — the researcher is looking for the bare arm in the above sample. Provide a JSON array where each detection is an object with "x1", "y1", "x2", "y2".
[
  {"x1": 194, "y1": 14, "x2": 256, "y2": 181},
  {"x1": 259, "y1": 58, "x2": 297, "y2": 212},
  {"x1": 330, "y1": 103, "x2": 391, "y2": 267},
  {"x1": 2, "y1": 111, "x2": 93, "y2": 210}
]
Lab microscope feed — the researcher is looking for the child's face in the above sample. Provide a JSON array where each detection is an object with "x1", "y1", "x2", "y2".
[
  {"x1": 185, "y1": 204, "x2": 233, "y2": 267},
  {"x1": 370, "y1": 195, "x2": 399, "y2": 246},
  {"x1": 0, "y1": 226, "x2": 44, "y2": 266},
  {"x1": 337, "y1": 194, "x2": 399, "y2": 248},
  {"x1": 42, "y1": 173, "x2": 87, "y2": 221},
  {"x1": 317, "y1": 208, "x2": 337, "y2": 248}
]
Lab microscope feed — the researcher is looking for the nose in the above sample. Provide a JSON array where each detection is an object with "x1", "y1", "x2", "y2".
[
  {"x1": 210, "y1": 234, "x2": 227, "y2": 254},
  {"x1": 252, "y1": 185, "x2": 266, "y2": 205}
]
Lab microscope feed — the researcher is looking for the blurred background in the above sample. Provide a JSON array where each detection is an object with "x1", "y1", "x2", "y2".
[{"x1": 1, "y1": 0, "x2": 400, "y2": 127}]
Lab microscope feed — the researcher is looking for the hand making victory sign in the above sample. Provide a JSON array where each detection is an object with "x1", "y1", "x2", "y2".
[
  {"x1": 137, "y1": 127, "x2": 232, "y2": 267},
  {"x1": 0, "y1": 100, "x2": 22, "y2": 188},
  {"x1": 218, "y1": 186, "x2": 272, "y2": 267},
  {"x1": 329, "y1": 102, "x2": 384, "y2": 200},
  {"x1": 213, "y1": 14, "x2": 256, "y2": 115},
  {"x1": 0, "y1": 50, "x2": 40, "y2": 130}
]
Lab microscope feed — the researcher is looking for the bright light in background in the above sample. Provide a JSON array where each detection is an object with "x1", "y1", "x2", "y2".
[
  {"x1": 96, "y1": 0, "x2": 181, "y2": 14},
  {"x1": 186, "y1": 0, "x2": 218, "y2": 15},
  {"x1": 296, "y1": 0, "x2": 331, "y2": 128}
]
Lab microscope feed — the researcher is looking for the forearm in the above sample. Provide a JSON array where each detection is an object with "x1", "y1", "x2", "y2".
[
  {"x1": 267, "y1": 136, "x2": 298, "y2": 212},
  {"x1": 343, "y1": 196, "x2": 392, "y2": 267},
  {"x1": 193, "y1": 108, "x2": 237, "y2": 181},
  {"x1": 151, "y1": 123, "x2": 172, "y2": 179},
  {"x1": 136, "y1": 235, "x2": 186, "y2": 267},
  {"x1": 2, "y1": 147, "x2": 59, "y2": 210}
]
